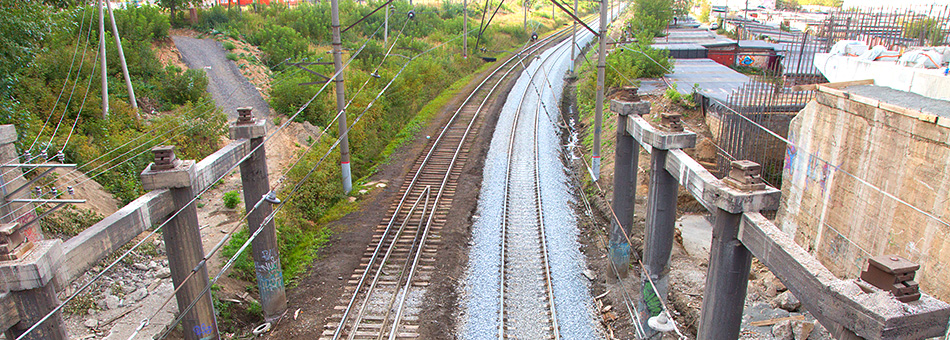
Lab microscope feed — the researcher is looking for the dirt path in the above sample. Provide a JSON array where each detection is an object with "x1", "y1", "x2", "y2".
[{"x1": 172, "y1": 36, "x2": 270, "y2": 120}]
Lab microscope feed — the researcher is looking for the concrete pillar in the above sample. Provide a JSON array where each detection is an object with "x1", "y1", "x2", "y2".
[
  {"x1": 0, "y1": 239, "x2": 66, "y2": 340},
  {"x1": 229, "y1": 108, "x2": 286, "y2": 321},
  {"x1": 140, "y1": 146, "x2": 218, "y2": 340},
  {"x1": 697, "y1": 160, "x2": 764, "y2": 339},
  {"x1": 0, "y1": 125, "x2": 41, "y2": 241},
  {"x1": 608, "y1": 95, "x2": 645, "y2": 279},
  {"x1": 697, "y1": 207, "x2": 750, "y2": 340},
  {"x1": 637, "y1": 147, "x2": 678, "y2": 335}
]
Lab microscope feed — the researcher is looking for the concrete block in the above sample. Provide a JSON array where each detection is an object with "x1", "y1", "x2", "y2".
[
  {"x1": 705, "y1": 184, "x2": 782, "y2": 214},
  {"x1": 937, "y1": 117, "x2": 950, "y2": 129},
  {"x1": 878, "y1": 101, "x2": 920, "y2": 120},
  {"x1": 918, "y1": 114, "x2": 938, "y2": 124},
  {"x1": 140, "y1": 160, "x2": 196, "y2": 190},
  {"x1": 627, "y1": 115, "x2": 697, "y2": 150},
  {"x1": 0, "y1": 125, "x2": 16, "y2": 145},
  {"x1": 0, "y1": 240, "x2": 63, "y2": 291},
  {"x1": 609, "y1": 99, "x2": 650, "y2": 116},
  {"x1": 849, "y1": 93, "x2": 880, "y2": 108},
  {"x1": 229, "y1": 118, "x2": 267, "y2": 140}
]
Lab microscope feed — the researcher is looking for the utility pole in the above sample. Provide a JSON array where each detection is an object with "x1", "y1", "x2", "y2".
[
  {"x1": 331, "y1": 0, "x2": 353, "y2": 194},
  {"x1": 524, "y1": 0, "x2": 527, "y2": 30},
  {"x1": 384, "y1": 3, "x2": 389, "y2": 43},
  {"x1": 105, "y1": 0, "x2": 137, "y2": 111},
  {"x1": 592, "y1": 0, "x2": 607, "y2": 181},
  {"x1": 99, "y1": 0, "x2": 108, "y2": 118},
  {"x1": 570, "y1": 0, "x2": 576, "y2": 74},
  {"x1": 463, "y1": 0, "x2": 468, "y2": 58}
]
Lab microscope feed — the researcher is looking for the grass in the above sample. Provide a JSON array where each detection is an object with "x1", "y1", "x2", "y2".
[
  {"x1": 223, "y1": 41, "x2": 236, "y2": 50},
  {"x1": 226, "y1": 52, "x2": 239, "y2": 61}
]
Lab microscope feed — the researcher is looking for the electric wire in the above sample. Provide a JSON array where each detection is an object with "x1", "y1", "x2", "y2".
[
  {"x1": 11, "y1": 19, "x2": 385, "y2": 339},
  {"x1": 160, "y1": 25, "x2": 525, "y2": 340}
]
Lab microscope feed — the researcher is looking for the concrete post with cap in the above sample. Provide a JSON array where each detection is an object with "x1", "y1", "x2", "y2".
[
  {"x1": 229, "y1": 107, "x2": 287, "y2": 321},
  {"x1": 140, "y1": 145, "x2": 219, "y2": 340}
]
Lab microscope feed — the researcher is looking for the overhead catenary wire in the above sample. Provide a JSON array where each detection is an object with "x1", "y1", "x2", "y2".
[{"x1": 165, "y1": 25, "x2": 537, "y2": 340}]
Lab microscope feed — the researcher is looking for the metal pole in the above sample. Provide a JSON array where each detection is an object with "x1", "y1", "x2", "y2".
[
  {"x1": 609, "y1": 112, "x2": 636, "y2": 279},
  {"x1": 463, "y1": 0, "x2": 468, "y2": 58},
  {"x1": 384, "y1": 3, "x2": 389, "y2": 44},
  {"x1": 638, "y1": 148, "x2": 678, "y2": 336},
  {"x1": 231, "y1": 109, "x2": 287, "y2": 321},
  {"x1": 570, "y1": 0, "x2": 576, "y2": 74},
  {"x1": 105, "y1": 0, "x2": 137, "y2": 111},
  {"x1": 331, "y1": 0, "x2": 353, "y2": 194},
  {"x1": 697, "y1": 207, "x2": 751, "y2": 340},
  {"x1": 99, "y1": 0, "x2": 108, "y2": 118},
  {"x1": 592, "y1": 0, "x2": 607, "y2": 180}
]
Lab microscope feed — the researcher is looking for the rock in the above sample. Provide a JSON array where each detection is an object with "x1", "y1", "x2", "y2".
[
  {"x1": 765, "y1": 272, "x2": 787, "y2": 295},
  {"x1": 376, "y1": 183, "x2": 387, "y2": 188},
  {"x1": 84, "y1": 318, "x2": 98, "y2": 329},
  {"x1": 793, "y1": 321, "x2": 815, "y2": 340},
  {"x1": 156, "y1": 267, "x2": 172, "y2": 279},
  {"x1": 582, "y1": 269, "x2": 596, "y2": 281},
  {"x1": 128, "y1": 287, "x2": 148, "y2": 302},
  {"x1": 348, "y1": 196, "x2": 357, "y2": 202},
  {"x1": 773, "y1": 291, "x2": 801, "y2": 312},
  {"x1": 149, "y1": 261, "x2": 158, "y2": 270},
  {"x1": 358, "y1": 189, "x2": 368, "y2": 195},
  {"x1": 133, "y1": 263, "x2": 148, "y2": 271},
  {"x1": 99, "y1": 294, "x2": 120, "y2": 310},
  {"x1": 121, "y1": 283, "x2": 136, "y2": 294},
  {"x1": 771, "y1": 320, "x2": 794, "y2": 340}
]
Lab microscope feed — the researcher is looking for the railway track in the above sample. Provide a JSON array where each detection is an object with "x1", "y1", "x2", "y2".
[
  {"x1": 497, "y1": 23, "x2": 585, "y2": 339},
  {"x1": 320, "y1": 27, "x2": 575, "y2": 340}
]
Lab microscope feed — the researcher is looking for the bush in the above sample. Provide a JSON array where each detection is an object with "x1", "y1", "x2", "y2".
[
  {"x1": 222, "y1": 41, "x2": 236, "y2": 50},
  {"x1": 226, "y1": 52, "x2": 238, "y2": 61},
  {"x1": 223, "y1": 191, "x2": 241, "y2": 209},
  {"x1": 246, "y1": 23, "x2": 309, "y2": 69},
  {"x1": 157, "y1": 65, "x2": 209, "y2": 108}
]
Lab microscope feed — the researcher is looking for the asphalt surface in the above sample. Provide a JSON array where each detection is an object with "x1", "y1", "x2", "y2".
[{"x1": 172, "y1": 36, "x2": 271, "y2": 120}]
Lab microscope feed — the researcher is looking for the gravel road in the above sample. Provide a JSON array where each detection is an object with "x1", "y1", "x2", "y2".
[{"x1": 172, "y1": 36, "x2": 270, "y2": 120}]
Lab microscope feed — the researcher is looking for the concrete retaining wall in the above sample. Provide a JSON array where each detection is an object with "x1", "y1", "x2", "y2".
[{"x1": 778, "y1": 85, "x2": 950, "y2": 301}]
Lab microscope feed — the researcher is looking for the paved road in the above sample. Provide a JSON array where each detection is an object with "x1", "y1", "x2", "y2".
[{"x1": 172, "y1": 36, "x2": 270, "y2": 120}]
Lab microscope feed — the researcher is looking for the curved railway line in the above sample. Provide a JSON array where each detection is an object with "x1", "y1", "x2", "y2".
[{"x1": 320, "y1": 26, "x2": 577, "y2": 340}]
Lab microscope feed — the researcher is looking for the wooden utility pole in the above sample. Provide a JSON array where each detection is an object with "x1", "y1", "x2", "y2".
[
  {"x1": 592, "y1": 0, "x2": 607, "y2": 180},
  {"x1": 384, "y1": 2, "x2": 389, "y2": 43},
  {"x1": 99, "y1": 0, "x2": 108, "y2": 117},
  {"x1": 105, "y1": 0, "x2": 137, "y2": 111},
  {"x1": 570, "y1": 0, "x2": 577, "y2": 73},
  {"x1": 331, "y1": 0, "x2": 353, "y2": 194}
]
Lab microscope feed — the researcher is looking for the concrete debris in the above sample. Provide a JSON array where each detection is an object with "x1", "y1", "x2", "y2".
[
  {"x1": 99, "y1": 294, "x2": 120, "y2": 310},
  {"x1": 358, "y1": 189, "x2": 368, "y2": 195},
  {"x1": 156, "y1": 267, "x2": 171, "y2": 279},
  {"x1": 133, "y1": 263, "x2": 149, "y2": 271},
  {"x1": 583, "y1": 269, "x2": 596, "y2": 281},
  {"x1": 793, "y1": 320, "x2": 815, "y2": 340},
  {"x1": 83, "y1": 318, "x2": 98, "y2": 329},
  {"x1": 773, "y1": 291, "x2": 801, "y2": 312},
  {"x1": 128, "y1": 287, "x2": 148, "y2": 302},
  {"x1": 148, "y1": 261, "x2": 158, "y2": 270},
  {"x1": 771, "y1": 319, "x2": 794, "y2": 340}
]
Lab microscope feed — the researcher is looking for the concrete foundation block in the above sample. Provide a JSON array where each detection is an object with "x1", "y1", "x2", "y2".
[
  {"x1": 140, "y1": 160, "x2": 196, "y2": 190},
  {"x1": 627, "y1": 115, "x2": 697, "y2": 150},
  {"x1": 0, "y1": 240, "x2": 63, "y2": 291},
  {"x1": 229, "y1": 119, "x2": 267, "y2": 140},
  {"x1": 610, "y1": 99, "x2": 651, "y2": 116},
  {"x1": 0, "y1": 125, "x2": 15, "y2": 145}
]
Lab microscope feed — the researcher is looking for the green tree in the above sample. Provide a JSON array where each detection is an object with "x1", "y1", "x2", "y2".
[
  {"x1": 903, "y1": 18, "x2": 946, "y2": 46},
  {"x1": 157, "y1": 0, "x2": 199, "y2": 23},
  {"x1": 0, "y1": 1, "x2": 50, "y2": 97},
  {"x1": 628, "y1": 0, "x2": 673, "y2": 37}
]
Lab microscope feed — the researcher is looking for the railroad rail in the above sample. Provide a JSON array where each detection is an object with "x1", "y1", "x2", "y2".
[{"x1": 321, "y1": 26, "x2": 575, "y2": 340}]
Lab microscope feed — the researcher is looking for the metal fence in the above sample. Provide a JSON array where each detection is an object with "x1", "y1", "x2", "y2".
[
  {"x1": 710, "y1": 75, "x2": 815, "y2": 187},
  {"x1": 822, "y1": 5, "x2": 950, "y2": 49}
]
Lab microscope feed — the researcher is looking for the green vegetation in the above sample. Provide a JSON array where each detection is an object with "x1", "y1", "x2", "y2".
[
  {"x1": 627, "y1": 0, "x2": 674, "y2": 37},
  {"x1": 42, "y1": 205, "x2": 103, "y2": 239},
  {"x1": 223, "y1": 190, "x2": 241, "y2": 209},
  {"x1": 698, "y1": 0, "x2": 711, "y2": 24},
  {"x1": 794, "y1": 0, "x2": 842, "y2": 7},
  {"x1": 190, "y1": 0, "x2": 594, "y2": 288},
  {"x1": 2, "y1": 3, "x2": 225, "y2": 205},
  {"x1": 664, "y1": 83, "x2": 696, "y2": 109},
  {"x1": 903, "y1": 18, "x2": 945, "y2": 46},
  {"x1": 226, "y1": 52, "x2": 239, "y2": 61},
  {"x1": 222, "y1": 41, "x2": 236, "y2": 50}
]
